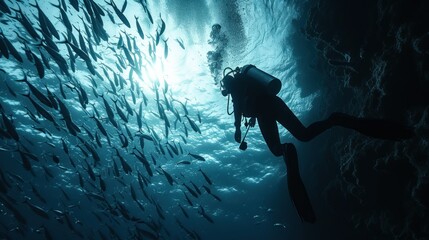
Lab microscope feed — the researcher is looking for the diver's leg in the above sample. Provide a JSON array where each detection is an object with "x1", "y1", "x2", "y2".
[
  {"x1": 271, "y1": 96, "x2": 413, "y2": 141},
  {"x1": 257, "y1": 112, "x2": 316, "y2": 222},
  {"x1": 256, "y1": 98, "x2": 316, "y2": 222},
  {"x1": 272, "y1": 96, "x2": 333, "y2": 142},
  {"x1": 283, "y1": 143, "x2": 316, "y2": 223},
  {"x1": 257, "y1": 116, "x2": 283, "y2": 156},
  {"x1": 329, "y1": 112, "x2": 415, "y2": 140}
]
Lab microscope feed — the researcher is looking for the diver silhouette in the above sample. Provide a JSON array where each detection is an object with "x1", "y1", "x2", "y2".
[{"x1": 220, "y1": 65, "x2": 415, "y2": 223}]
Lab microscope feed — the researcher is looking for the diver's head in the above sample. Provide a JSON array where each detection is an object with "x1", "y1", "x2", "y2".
[
  {"x1": 220, "y1": 75, "x2": 234, "y2": 96},
  {"x1": 212, "y1": 24, "x2": 221, "y2": 33}
]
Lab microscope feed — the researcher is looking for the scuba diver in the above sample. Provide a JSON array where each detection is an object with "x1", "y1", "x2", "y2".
[{"x1": 220, "y1": 65, "x2": 415, "y2": 223}]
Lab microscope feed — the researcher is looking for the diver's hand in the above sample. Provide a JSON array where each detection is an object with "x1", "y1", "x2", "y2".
[
  {"x1": 234, "y1": 128, "x2": 241, "y2": 143},
  {"x1": 249, "y1": 117, "x2": 256, "y2": 127}
]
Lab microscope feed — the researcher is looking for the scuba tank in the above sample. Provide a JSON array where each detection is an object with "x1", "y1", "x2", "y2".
[
  {"x1": 240, "y1": 65, "x2": 282, "y2": 96},
  {"x1": 220, "y1": 65, "x2": 282, "y2": 96}
]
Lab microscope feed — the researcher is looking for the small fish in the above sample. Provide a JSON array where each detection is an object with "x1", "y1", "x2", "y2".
[
  {"x1": 158, "y1": 13, "x2": 166, "y2": 36},
  {"x1": 39, "y1": 49, "x2": 51, "y2": 70},
  {"x1": 81, "y1": 125, "x2": 94, "y2": 141},
  {"x1": 68, "y1": 156, "x2": 76, "y2": 168},
  {"x1": 18, "y1": 150, "x2": 32, "y2": 171},
  {"x1": 90, "y1": 114, "x2": 108, "y2": 137},
  {"x1": 185, "y1": 115, "x2": 201, "y2": 134},
  {"x1": 0, "y1": 32, "x2": 22, "y2": 62},
  {"x1": 0, "y1": 0, "x2": 11, "y2": 14},
  {"x1": 183, "y1": 124, "x2": 188, "y2": 138},
  {"x1": 30, "y1": 0, "x2": 59, "y2": 39},
  {"x1": 16, "y1": 73, "x2": 53, "y2": 108},
  {"x1": 176, "y1": 160, "x2": 190, "y2": 165},
  {"x1": 197, "y1": 111, "x2": 202, "y2": 123},
  {"x1": 121, "y1": 45, "x2": 134, "y2": 66},
  {"x1": 42, "y1": 43, "x2": 69, "y2": 75},
  {"x1": 77, "y1": 145, "x2": 89, "y2": 158},
  {"x1": 178, "y1": 204, "x2": 189, "y2": 218},
  {"x1": 188, "y1": 153, "x2": 205, "y2": 161},
  {"x1": 24, "y1": 107, "x2": 39, "y2": 124},
  {"x1": 120, "y1": 0, "x2": 127, "y2": 13},
  {"x1": 118, "y1": 132, "x2": 129, "y2": 148},
  {"x1": 57, "y1": 97, "x2": 81, "y2": 136},
  {"x1": 145, "y1": 5, "x2": 153, "y2": 24},
  {"x1": 0, "y1": 35, "x2": 9, "y2": 59},
  {"x1": 24, "y1": 197, "x2": 50, "y2": 219},
  {"x1": 101, "y1": 94, "x2": 118, "y2": 128},
  {"x1": 135, "y1": 16, "x2": 144, "y2": 40},
  {"x1": 210, "y1": 192, "x2": 222, "y2": 202},
  {"x1": 52, "y1": 155, "x2": 60, "y2": 164},
  {"x1": 123, "y1": 32, "x2": 133, "y2": 52},
  {"x1": 167, "y1": 142, "x2": 179, "y2": 155},
  {"x1": 0, "y1": 170, "x2": 11, "y2": 191},
  {"x1": 130, "y1": 183, "x2": 137, "y2": 201},
  {"x1": 106, "y1": 0, "x2": 130, "y2": 28},
  {"x1": 50, "y1": 1, "x2": 72, "y2": 31},
  {"x1": 175, "y1": 38, "x2": 185, "y2": 50},
  {"x1": 59, "y1": 187, "x2": 70, "y2": 201},
  {"x1": 4, "y1": 81, "x2": 17, "y2": 97},
  {"x1": 183, "y1": 183, "x2": 198, "y2": 198},
  {"x1": 95, "y1": 131, "x2": 103, "y2": 147},
  {"x1": 161, "y1": 167, "x2": 174, "y2": 186},
  {"x1": 69, "y1": 0, "x2": 79, "y2": 11},
  {"x1": 117, "y1": 33, "x2": 124, "y2": 48},
  {"x1": 31, "y1": 183, "x2": 47, "y2": 204},
  {"x1": 99, "y1": 176, "x2": 106, "y2": 191},
  {"x1": 106, "y1": 10, "x2": 116, "y2": 23},
  {"x1": 137, "y1": 171, "x2": 145, "y2": 191},
  {"x1": 202, "y1": 185, "x2": 211, "y2": 194},
  {"x1": 58, "y1": 33, "x2": 91, "y2": 62},
  {"x1": 45, "y1": 87, "x2": 58, "y2": 110},
  {"x1": 198, "y1": 205, "x2": 214, "y2": 224},
  {"x1": 190, "y1": 181, "x2": 201, "y2": 195},
  {"x1": 274, "y1": 223, "x2": 286, "y2": 229},
  {"x1": 155, "y1": 29, "x2": 160, "y2": 46},
  {"x1": 150, "y1": 154, "x2": 156, "y2": 166},
  {"x1": 73, "y1": 25, "x2": 87, "y2": 53},
  {"x1": 133, "y1": 148, "x2": 153, "y2": 177},
  {"x1": 199, "y1": 168, "x2": 212, "y2": 185},
  {"x1": 78, "y1": 172, "x2": 84, "y2": 188},
  {"x1": 86, "y1": 161, "x2": 96, "y2": 181},
  {"x1": 112, "y1": 159, "x2": 120, "y2": 178},
  {"x1": 31, "y1": 52, "x2": 45, "y2": 79},
  {"x1": 183, "y1": 192, "x2": 193, "y2": 206},
  {"x1": 1, "y1": 113, "x2": 19, "y2": 141},
  {"x1": 113, "y1": 99, "x2": 128, "y2": 123},
  {"x1": 163, "y1": 38, "x2": 168, "y2": 59},
  {"x1": 22, "y1": 92, "x2": 58, "y2": 127},
  {"x1": 11, "y1": 5, "x2": 40, "y2": 40},
  {"x1": 115, "y1": 148, "x2": 132, "y2": 174}
]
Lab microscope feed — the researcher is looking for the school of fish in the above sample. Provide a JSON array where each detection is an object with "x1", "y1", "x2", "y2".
[{"x1": 0, "y1": 0, "x2": 219, "y2": 239}]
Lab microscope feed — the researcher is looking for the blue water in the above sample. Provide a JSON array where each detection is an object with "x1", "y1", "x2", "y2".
[{"x1": 0, "y1": 0, "x2": 428, "y2": 239}]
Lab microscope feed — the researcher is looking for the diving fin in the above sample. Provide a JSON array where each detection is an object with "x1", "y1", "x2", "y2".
[
  {"x1": 330, "y1": 112, "x2": 415, "y2": 140},
  {"x1": 287, "y1": 171, "x2": 316, "y2": 223},
  {"x1": 283, "y1": 143, "x2": 316, "y2": 223}
]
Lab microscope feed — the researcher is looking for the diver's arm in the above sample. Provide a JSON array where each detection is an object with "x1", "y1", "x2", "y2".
[{"x1": 233, "y1": 100, "x2": 242, "y2": 143}]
